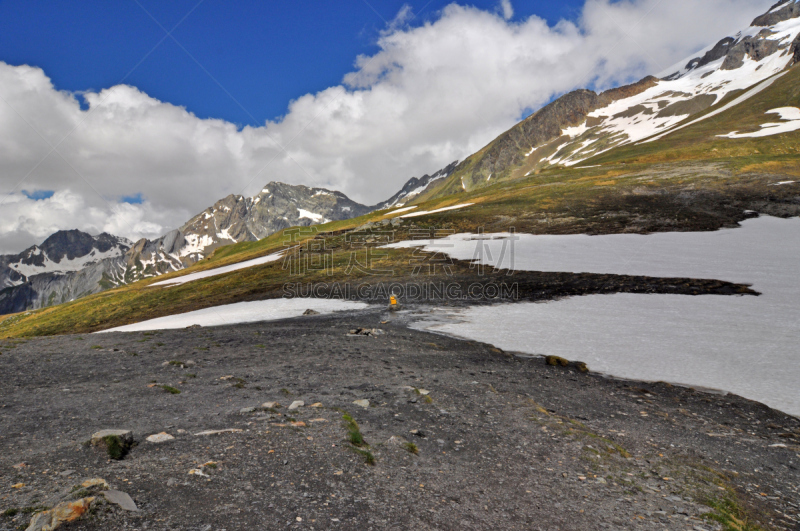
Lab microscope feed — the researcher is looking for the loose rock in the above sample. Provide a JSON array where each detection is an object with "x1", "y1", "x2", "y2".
[
  {"x1": 146, "y1": 432, "x2": 175, "y2": 443},
  {"x1": 102, "y1": 490, "x2": 139, "y2": 512}
]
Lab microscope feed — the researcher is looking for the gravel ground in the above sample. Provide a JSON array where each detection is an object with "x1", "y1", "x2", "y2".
[{"x1": 0, "y1": 307, "x2": 798, "y2": 530}]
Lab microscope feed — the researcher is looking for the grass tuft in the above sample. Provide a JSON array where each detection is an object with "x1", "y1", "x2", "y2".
[
  {"x1": 160, "y1": 385, "x2": 181, "y2": 395},
  {"x1": 403, "y1": 442, "x2": 419, "y2": 454}
]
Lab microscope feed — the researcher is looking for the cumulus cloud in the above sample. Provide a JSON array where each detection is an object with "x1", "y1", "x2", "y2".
[{"x1": 0, "y1": 0, "x2": 774, "y2": 253}]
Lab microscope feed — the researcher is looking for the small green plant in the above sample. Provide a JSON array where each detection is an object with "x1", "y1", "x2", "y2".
[
  {"x1": 161, "y1": 385, "x2": 181, "y2": 394},
  {"x1": 186, "y1": 373, "x2": 197, "y2": 378},
  {"x1": 256, "y1": 344, "x2": 266, "y2": 348},
  {"x1": 232, "y1": 378, "x2": 246, "y2": 389},
  {"x1": 103, "y1": 435, "x2": 126, "y2": 460},
  {"x1": 280, "y1": 388, "x2": 291, "y2": 396},
  {"x1": 205, "y1": 462, "x2": 217, "y2": 469},
  {"x1": 423, "y1": 395, "x2": 434, "y2": 404},
  {"x1": 2, "y1": 508, "x2": 19, "y2": 517},
  {"x1": 343, "y1": 414, "x2": 365, "y2": 446},
  {"x1": 168, "y1": 360, "x2": 184, "y2": 366},
  {"x1": 403, "y1": 442, "x2": 419, "y2": 454},
  {"x1": 349, "y1": 446, "x2": 376, "y2": 466},
  {"x1": 703, "y1": 494, "x2": 764, "y2": 531},
  {"x1": 91, "y1": 345, "x2": 103, "y2": 350}
]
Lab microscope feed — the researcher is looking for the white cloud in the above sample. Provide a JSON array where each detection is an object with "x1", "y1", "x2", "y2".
[
  {"x1": 0, "y1": 0, "x2": 775, "y2": 254},
  {"x1": 500, "y1": 0, "x2": 514, "y2": 21}
]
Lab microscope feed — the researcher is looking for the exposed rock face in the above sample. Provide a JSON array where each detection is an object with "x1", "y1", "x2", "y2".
[{"x1": 752, "y1": 0, "x2": 800, "y2": 26}]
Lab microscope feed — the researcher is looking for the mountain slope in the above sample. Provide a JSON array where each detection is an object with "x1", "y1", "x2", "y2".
[{"x1": 415, "y1": 1, "x2": 800, "y2": 202}]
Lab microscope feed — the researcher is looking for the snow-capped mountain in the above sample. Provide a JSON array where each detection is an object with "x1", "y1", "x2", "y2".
[
  {"x1": 177, "y1": 182, "x2": 372, "y2": 262},
  {"x1": 419, "y1": 0, "x2": 800, "y2": 198},
  {"x1": 0, "y1": 230, "x2": 131, "y2": 289},
  {"x1": 373, "y1": 161, "x2": 460, "y2": 210},
  {"x1": 0, "y1": 183, "x2": 373, "y2": 314}
]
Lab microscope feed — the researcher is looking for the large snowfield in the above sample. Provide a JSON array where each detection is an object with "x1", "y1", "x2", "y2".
[{"x1": 394, "y1": 216, "x2": 800, "y2": 417}]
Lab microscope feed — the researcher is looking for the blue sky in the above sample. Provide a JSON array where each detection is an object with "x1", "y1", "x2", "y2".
[{"x1": 0, "y1": 0, "x2": 583, "y2": 125}]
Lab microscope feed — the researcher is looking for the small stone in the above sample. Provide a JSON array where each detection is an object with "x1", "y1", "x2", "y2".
[
  {"x1": 261, "y1": 401, "x2": 280, "y2": 409},
  {"x1": 59, "y1": 470, "x2": 76, "y2": 477},
  {"x1": 90, "y1": 430, "x2": 134, "y2": 460},
  {"x1": 166, "y1": 478, "x2": 178, "y2": 487},
  {"x1": 12, "y1": 462, "x2": 27, "y2": 469},
  {"x1": 12, "y1": 483, "x2": 24, "y2": 489},
  {"x1": 146, "y1": 432, "x2": 175, "y2": 443},
  {"x1": 239, "y1": 407, "x2": 256, "y2": 414},
  {"x1": 184, "y1": 360, "x2": 196, "y2": 367},
  {"x1": 303, "y1": 309, "x2": 320, "y2": 316},
  {"x1": 310, "y1": 402, "x2": 323, "y2": 408},
  {"x1": 388, "y1": 435, "x2": 409, "y2": 446},
  {"x1": 82, "y1": 478, "x2": 110, "y2": 489},
  {"x1": 189, "y1": 468, "x2": 209, "y2": 477},
  {"x1": 417, "y1": 389, "x2": 430, "y2": 395},
  {"x1": 90, "y1": 429, "x2": 133, "y2": 446},
  {"x1": 219, "y1": 375, "x2": 234, "y2": 380},
  {"x1": 288, "y1": 400, "x2": 304, "y2": 410},
  {"x1": 290, "y1": 421, "x2": 307, "y2": 427},
  {"x1": 194, "y1": 429, "x2": 243, "y2": 436},
  {"x1": 103, "y1": 490, "x2": 139, "y2": 511},
  {"x1": 353, "y1": 399, "x2": 370, "y2": 408}
]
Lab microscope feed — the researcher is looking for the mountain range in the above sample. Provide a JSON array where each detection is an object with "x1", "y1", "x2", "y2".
[
  {"x1": 2, "y1": 0, "x2": 800, "y2": 316},
  {"x1": 0, "y1": 172, "x2": 453, "y2": 314}
]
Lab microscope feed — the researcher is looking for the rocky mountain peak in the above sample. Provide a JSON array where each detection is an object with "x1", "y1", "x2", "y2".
[{"x1": 752, "y1": 0, "x2": 800, "y2": 27}]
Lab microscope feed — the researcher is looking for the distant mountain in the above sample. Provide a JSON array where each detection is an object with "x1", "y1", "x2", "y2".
[
  {"x1": 415, "y1": 0, "x2": 800, "y2": 200},
  {"x1": 177, "y1": 182, "x2": 372, "y2": 262},
  {"x1": 0, "y1": 230, "x2": 131, "y2": 290},
  {"x1": 373, "y1": 161, "x2": 460, "y2": 210},
  {"x1": 0, "y1": 183, "x2": 373, "y2": 314}
]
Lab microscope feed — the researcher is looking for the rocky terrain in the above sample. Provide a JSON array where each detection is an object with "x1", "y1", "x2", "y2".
[{"x1": 0, "y1": 309, "x2": 798, "y2": 530}]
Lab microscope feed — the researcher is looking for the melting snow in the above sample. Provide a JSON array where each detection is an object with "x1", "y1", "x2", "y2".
[
  {"x1": 385, "y1": 206, "x2": 418, "y2": 216},
  {"x1": 399, "y1": 203, "x2": 474, "y2": 218},
  {"x1": 403, "y1": 217, "x2": 800, "y2": 417},
  {"x1": 151, "y1": 250, "x2": 285, "y2": 287},
  {"x1": 179, "y1": 234, "x2": 215, "y2": 258},
  {"x1": 718, "y1": 107, "x2": 800, "y2": 138},
  {"x1": 297, "y1": 209, "x2": 324, "y2": 223},
  {"x1": 98, "y1": 298, "x2": 369, "y2": 332}
]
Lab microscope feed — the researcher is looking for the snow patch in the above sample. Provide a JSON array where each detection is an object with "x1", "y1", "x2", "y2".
[
  {"x1": 718, "y1": 107, "x2": 800, "y2": 138},
  {"x1": 399, "y1": 203, "x2": 474, "y2": 218},
  {"x1": 152, "y1": 250, "x2": 286, "y2": 287},
  {"x1": 98, "y1": 298, "x2": 370, "y2": 332},
  {"x1": 297, "y1": 209, "x2": 324, "y2": 223}
]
